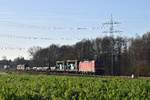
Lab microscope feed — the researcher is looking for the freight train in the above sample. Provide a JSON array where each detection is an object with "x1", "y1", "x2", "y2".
[{"x1": 16, "y1": 60, "x2": 105, "y2": 75}]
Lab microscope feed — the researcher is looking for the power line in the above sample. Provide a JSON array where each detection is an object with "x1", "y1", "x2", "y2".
[
  {"x1": 0, "y1": 21, "x2": 102, "y2": 31},
  {"x1": 0, "y1": 34, "x2": 53, "y2": 41},
  {"x1": 0, "y1": 34, "x2": 83, "y2": 41},
  {"x1": 0, "y1": 47, "x2": 27, "y2": 51}
]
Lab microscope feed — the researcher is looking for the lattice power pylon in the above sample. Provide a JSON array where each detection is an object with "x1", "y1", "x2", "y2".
[{"x1": 102, "y1": 15, "x2": 122, "y2": 75}]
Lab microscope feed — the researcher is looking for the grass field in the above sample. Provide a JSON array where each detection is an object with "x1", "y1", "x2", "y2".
[{"x1": 0, "y1": 73, "x2": 149, "y2": 100}]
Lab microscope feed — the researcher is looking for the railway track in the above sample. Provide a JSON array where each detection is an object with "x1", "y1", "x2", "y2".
[
  {"x1": 3, "y1": 69, "x2": 148, "y2": 79},
  {"x1": 3, "y1": 69, "x2": 106, "y2": 77}
]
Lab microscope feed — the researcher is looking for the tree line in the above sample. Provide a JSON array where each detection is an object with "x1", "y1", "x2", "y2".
[{"x1": 27, "y1": 32, "x2": 150, "y2": 76}]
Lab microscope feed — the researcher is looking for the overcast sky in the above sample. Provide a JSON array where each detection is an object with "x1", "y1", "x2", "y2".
[{"x1": 0, "y1": 0, "x2": 150, "y2": 60}]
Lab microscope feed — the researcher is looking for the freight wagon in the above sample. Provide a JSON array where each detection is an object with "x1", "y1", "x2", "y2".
[{"x1": 56, "y1": 60, "x2": 78, "y2": 72}]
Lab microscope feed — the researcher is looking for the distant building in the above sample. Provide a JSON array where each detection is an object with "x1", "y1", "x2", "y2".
[
  {"x1": 0, "y1": 60, "x2": 10, "y2": 70},
  {"x1": 0, "y1": 60, "x2": 16, "y2": 70}
]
